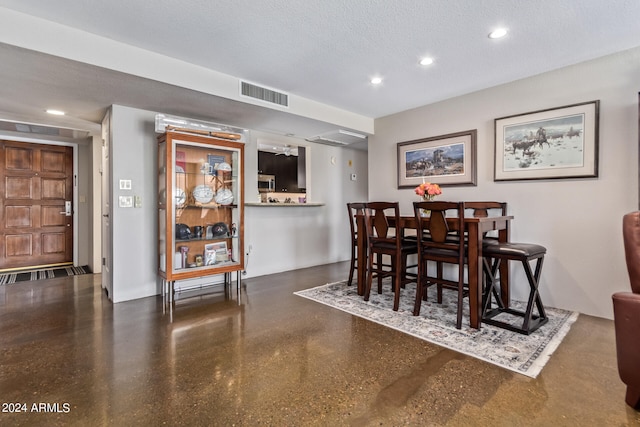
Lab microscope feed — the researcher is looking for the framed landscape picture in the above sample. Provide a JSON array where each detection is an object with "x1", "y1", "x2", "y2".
[
  {"x1": 494, "y1": 100, "x2": 599, "y2": 181},
  {"x1": 397, "y1": 129, "x2": 477, "y2": 188}
]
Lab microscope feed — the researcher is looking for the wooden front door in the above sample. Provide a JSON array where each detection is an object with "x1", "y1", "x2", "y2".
[{"x1": 0, "y1": 140, "x2": 73, "y2": 270}]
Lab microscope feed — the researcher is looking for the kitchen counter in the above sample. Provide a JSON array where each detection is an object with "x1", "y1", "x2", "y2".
[{"x1": 246, "y1": 202, "x2": 324, "y2": 207}]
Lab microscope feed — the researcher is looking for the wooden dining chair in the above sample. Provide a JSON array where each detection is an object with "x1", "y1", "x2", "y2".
[
  {"x1": 464, "y1": 201, "x2": 509, "y2": 306},
  {"x1": 465, "y1": 201, "x2": 507, "y2": 219},
  {"x1": 346, "y1": 202, "x2": 367, "y2": 287},
  {"x1": 363, "y1": 202, "x2": 417, "y2": 311},
  {"x1": 413, "y1": 201, "x2": 467, "y2": 328},
  {"x1": 465, "y1": 201, "x2": 508, "y2": 242}
]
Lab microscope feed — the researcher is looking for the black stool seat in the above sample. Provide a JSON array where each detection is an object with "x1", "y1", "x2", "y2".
[
  {"x1": 481, "y1": 241, "x2": 548, "y2": 335},
  {"x1": 483, "y1": 242, "x2": 546, "y2": 258}
]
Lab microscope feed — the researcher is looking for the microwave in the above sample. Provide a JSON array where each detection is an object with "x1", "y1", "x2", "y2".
[{"x1": 258, "y1": 174, "x2": 275, "y2": 192}]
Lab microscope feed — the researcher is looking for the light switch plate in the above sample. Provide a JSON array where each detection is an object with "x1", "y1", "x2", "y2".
[{"x1": 119, "y1": 179, "x2": 132, "y2": 190}]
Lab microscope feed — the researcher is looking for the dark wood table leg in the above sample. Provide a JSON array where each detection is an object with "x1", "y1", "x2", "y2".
[
  {"x1": 467, "y1": 222, "x2": 481, "y2": 329},
  {"x1": 498, "y1": 221, "x2": 510, "y2": 308},
  {"x1": 356, "y1": 214, "x2": 366, "y2": 296}
]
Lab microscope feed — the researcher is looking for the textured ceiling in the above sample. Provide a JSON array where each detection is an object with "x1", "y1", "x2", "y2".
[{"x1": 0, "y1": 0, "x2": 639, "y2": 140}]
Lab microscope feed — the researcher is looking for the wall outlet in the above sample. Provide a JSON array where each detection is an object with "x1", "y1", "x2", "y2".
[
  {"x1": 119, "y1": 195, "x2": 133, "y2": 208},
  {"x1": 350, "y1": 173, "x2": 357, "y2": 181}
]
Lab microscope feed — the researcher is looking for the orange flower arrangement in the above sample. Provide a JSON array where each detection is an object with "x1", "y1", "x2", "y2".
[{"x1": 414, "y1": 182, "x2": 442, "y2": 201}]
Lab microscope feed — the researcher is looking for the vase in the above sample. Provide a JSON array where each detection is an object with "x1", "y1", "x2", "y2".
[{"x1": 421, "y1": 196, "x2": 435, "y2": 217}]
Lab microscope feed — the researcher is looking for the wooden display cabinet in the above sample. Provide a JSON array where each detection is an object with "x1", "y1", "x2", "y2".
[{"x1": 158, "y1": 130, "x2": 244, "y2": 301}]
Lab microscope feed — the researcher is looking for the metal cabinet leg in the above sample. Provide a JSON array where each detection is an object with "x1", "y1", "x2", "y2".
[{"x1": 162, "y1": 279, "x2": 174, "y2": 316}]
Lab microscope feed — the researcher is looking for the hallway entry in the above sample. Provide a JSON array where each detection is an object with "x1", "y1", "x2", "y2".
[{"x1": 0, "y1": 140, "x2": 73, "y2": 270}]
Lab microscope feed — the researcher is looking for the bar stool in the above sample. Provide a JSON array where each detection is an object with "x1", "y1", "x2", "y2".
[{"x1": 481, "y1": 241, "x2": 548, "y2": 335}]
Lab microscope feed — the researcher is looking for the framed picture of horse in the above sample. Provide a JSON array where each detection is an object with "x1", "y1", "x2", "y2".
[
  {"x1": 397, "y1": 129, "x2": 477, "y2": 188},
  {"x1": 494, "y1": 100, "x2": 599, "y2": 181}
]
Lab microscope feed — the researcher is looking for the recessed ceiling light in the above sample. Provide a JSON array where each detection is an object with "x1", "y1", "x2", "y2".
[
  {"x1": 419, "y1": 57, "x2": 434, "y2": 66},
  {"x1": 488, "y1": 28, "x2": 508, "y2": 39},
  {"x1": 46, "y1": 109, "x2": 65, "y2": 115},
  {"x1": 371, "y1": 77, "x2": 383, "y2": 85}
]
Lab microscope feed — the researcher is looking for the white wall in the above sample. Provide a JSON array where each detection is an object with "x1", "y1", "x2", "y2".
[
  {"x1": 370, "y1": 46, "x2": 640, "y2": 319},
  {"x1": 110, "y1": 105, "x2": 159, "y2": 303}
]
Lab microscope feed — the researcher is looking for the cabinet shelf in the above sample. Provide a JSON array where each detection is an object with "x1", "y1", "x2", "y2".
[
  {"x1": 179, "y1": 203, "x2": 238, "y2": 209},
  {"x1": 175, "y1": 236, "x2": 238, "y2": 243}
]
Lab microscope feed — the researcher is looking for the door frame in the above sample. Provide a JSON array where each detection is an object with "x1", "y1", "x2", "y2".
[
  {"x1": 0, "y1": 135, "x2": 79, "y2": 267},
  {"x1": 100, "y1": 110, "x2": 112, "y2": 298}
]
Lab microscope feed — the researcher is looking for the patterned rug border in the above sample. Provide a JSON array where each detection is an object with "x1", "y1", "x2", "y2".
[
  {"x1": 295, "y1": 280, "x2": 578, "y2": 378},
  {"x1": 0, "y1": 265, "x2": 91, "y2": 285}
]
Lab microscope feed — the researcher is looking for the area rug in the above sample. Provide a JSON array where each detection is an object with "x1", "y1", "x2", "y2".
[
  {"x1": 294, "y1": 280, "x2": 578, "y2": 378},
  {"x1": 0, "y1": 265, "x2": 91, "y2": 285}
]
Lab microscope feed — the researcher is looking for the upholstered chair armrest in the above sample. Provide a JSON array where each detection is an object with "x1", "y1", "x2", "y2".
[{"x1": 613, "y1": 292, "x2": 640, "y2": 387}]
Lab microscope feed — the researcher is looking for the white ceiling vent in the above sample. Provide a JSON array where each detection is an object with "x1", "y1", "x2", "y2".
[
  {"x1": 0, "y1": 120, "x2": 91, "y2": 139},
  {"x1": 240, "y1": 81, "x2": 289, "y2": 107},
  {"x1": 306, "y1": 129, "x2": 367, "y2": 147}
]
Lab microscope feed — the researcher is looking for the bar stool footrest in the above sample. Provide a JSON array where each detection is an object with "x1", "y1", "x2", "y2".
[{"x1": 483, "y1": 307, "x2": 548, "y2": 335}]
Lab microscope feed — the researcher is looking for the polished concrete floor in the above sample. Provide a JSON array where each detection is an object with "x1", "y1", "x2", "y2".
[{"x1": 1, "y1": 262, "x2": 638, "y2": 426}]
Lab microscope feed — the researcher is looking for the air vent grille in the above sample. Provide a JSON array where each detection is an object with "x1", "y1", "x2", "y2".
[
  {"x1": 306, "y1": 130, "x2": 367, "y2": 147},
  {"x1": 240, "y1": 81, "x2": 289, "y2": 107},
  {"x1": 306, "y1": 136, "x2": 350, "y2": 147},
  {"x1": 0, "y1": 120, "x2": 91, "y2": 139}
]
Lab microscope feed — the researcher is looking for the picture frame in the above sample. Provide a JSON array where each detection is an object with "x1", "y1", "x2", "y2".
[
  {"x1": 204, "y1": 242, "x2": 228, "y2": 265},
  {"x1": 494, "y1": 100, "x2": 599, "y2": 181},
  {"x1": 207, "y1": 154, "x2": 226, "y2": 174},
  {"x1": 397, "y1": 130, "x2": 477, "y2": 188}
]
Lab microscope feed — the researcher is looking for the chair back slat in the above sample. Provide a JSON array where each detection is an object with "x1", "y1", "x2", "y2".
[
  {"x1": 429, "y1": 210, "x2": 449, "y2": 243},
  {"x1": 372, "y1": 209, "x2": 391, "y2": 238},
  {"x1": 365, "y1": 202, "x2": 400, "y2": 242},
  {"x1": 464, "y1": 201, "x2": 507, "y2": 217},
  {"x1": 413, "y1": 201, "x2": 465, "y2": 256}
]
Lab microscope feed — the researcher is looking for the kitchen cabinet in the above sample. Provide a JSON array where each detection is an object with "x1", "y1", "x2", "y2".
[
  {"x1": 258, "y1": 151, "x2": 305, "y2": 192},
  {"x1": 158, "y1": 130, "x2": 244, "y2": 301}
]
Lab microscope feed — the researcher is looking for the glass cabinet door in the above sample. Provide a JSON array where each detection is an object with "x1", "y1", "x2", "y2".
[
  {"x1": 158, "y1": 131, "x2": 244, "y2": 282},
  {"x1": 158, "y1": 139, "x2": 167, "y2": 273}
]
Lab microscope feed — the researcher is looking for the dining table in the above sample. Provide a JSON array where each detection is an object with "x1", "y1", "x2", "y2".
[{"x1": 356, "y1": 212, "x2": 514, "y2": 329}]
